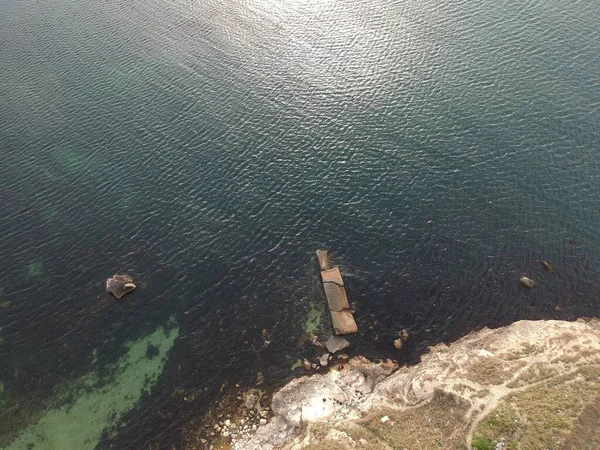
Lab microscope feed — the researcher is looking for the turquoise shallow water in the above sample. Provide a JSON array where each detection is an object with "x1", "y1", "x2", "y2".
[{"x1": 1, "y1": 0, "x2": 600, "y2": 447}]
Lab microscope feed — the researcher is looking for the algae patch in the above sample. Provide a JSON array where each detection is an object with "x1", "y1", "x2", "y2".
[
  {"x1": 290, "y1": 359, "x2": 303, "y2": 371},
  {"x1": 54, "y1": 147, "x2": 94, "y2": 172},
  {"x1": 6, "y1": 321, "x2": 179, "y2": 450},
  {"x1": 303, "y1": 301, "x2": 324, "y2": 336},
  {"x1": 24, "y1": 262, "x2": 44, "y2": 279}
]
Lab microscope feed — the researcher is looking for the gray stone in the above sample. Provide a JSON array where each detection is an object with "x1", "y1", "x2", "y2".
[
  {"x1": 325, "y1": 336, "x2": 350, "y2": 353},
  {"x1": 243, "y1": 389, "x2": 263, "y2": 411}
]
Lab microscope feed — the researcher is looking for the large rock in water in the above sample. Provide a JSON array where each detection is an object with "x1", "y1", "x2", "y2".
[
  {"x1": 520, "y1": 276, "x2": 535, "y2": 288},
  {"x1": 106, "y1": 274, "x2": 136, "y2": 299},
  {"x1": 232, "y1": 319, "x2": 600, "y2": 450},
  {"x1": 325, "y1": 336, "x2": 350, "y2": 353}
]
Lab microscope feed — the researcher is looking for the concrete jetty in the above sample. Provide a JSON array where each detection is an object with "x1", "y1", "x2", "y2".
[{"x1": 315, "y1": 250, "x2": 358, "y2": 335}]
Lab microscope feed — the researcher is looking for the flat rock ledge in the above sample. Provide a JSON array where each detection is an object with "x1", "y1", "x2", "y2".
[{"x1": 233, "y1": 319, "x2": 600, "y2": 450}]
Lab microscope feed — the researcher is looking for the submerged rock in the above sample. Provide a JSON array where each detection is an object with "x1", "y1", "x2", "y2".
[
  {"x1": 145, "y1": 343, "x2": 159, "y2": 359},
  {"x1": 256, "y1": 371, "x2": 265, "y2": 386},
  {"x1": 315, "y1": 250, "x2": 329, "y2": 271},
  {"x1": 25, "y1": 262, "x2": 44, "y2": 279},
  {"x1": 0, "y1": 300, "x2": 12, "y2": 309},
  {"x1": 106, "y1": 274, "x2": 136, "y2": 299},
  {"x1": 519, "y1": 276, "x2": 535, "y2": 288}
]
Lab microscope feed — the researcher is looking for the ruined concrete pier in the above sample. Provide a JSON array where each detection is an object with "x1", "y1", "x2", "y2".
[{"x1": 315, "y1": 250, "x2": 358, "y2": 335}]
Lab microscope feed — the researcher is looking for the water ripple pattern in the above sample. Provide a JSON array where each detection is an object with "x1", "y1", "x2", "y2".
[{"x1": 1, "y1": 0, "x2": 600, "y2": 447}]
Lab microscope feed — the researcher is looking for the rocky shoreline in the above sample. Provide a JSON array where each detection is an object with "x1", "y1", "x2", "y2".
[{"x1": 209, "y1": 318, "x2": 600, "y2": 450}]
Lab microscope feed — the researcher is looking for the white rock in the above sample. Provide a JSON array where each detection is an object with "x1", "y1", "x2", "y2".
[{"x1": 520, "y1": 276, "x2": 535, "y2": 288}]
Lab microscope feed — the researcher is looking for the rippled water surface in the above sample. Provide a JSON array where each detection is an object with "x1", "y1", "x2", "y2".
[{"x1": 1, "y1": 0, "x2": 600, "y2": 447}]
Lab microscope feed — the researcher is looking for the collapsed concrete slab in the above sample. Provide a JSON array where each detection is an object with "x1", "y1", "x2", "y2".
[
  {"x1": 320, "y1": 267, "x2": 344, "y2": 285},
  {"x1": 330, "y1": 310, "x2": 358, "y2": 335},
  {"x1": 315, "y1": 250, "x2": 358, "y2": 335},
  {"x1": 323, "y1": 283, "x2": 350, "y2": 312},
  {"x1": 315, "y1": 250, "x2": 329, "y2": 271}
]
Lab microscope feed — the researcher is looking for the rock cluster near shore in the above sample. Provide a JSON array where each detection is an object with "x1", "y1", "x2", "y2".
[{"x1": 232, "y1": 319, "x2": 600, "y2": 450}]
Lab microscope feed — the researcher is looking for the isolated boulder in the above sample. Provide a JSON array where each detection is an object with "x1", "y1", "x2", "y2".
[
  {"x1": 106, "y1": 274, "x2": 136, "y2": 299},
  {"x1": 520, "y1": 276, "x2": 535, "y2": 288}
]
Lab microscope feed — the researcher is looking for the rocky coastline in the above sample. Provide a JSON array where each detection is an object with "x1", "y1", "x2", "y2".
[{"x1": 209, "y1": 318, "x2": 600, "y2": 450}]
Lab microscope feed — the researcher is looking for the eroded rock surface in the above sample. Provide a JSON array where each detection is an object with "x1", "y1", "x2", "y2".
[{"x1": 232, "y1": 319, "x2": 600, "y2": 450}]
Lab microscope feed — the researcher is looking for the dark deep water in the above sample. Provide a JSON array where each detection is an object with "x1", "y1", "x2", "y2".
[{"x1": 1, "y1": 0, "x2": 600, "y2": 447}]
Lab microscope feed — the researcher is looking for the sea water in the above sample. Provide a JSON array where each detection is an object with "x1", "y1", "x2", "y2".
[{"x1": 1, "y1": 0, "x2": 600, "y2": 447}]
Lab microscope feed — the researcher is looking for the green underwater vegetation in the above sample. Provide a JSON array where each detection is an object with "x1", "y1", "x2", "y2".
[
  {"x1": 5, "y1": 320, "x2": 179, "y2": 450},
  {"x1": 54, "y1": 147, "x2": 94, "y2": 172},
  {"x1": 303, "y1": 299, "x2": 324, "y2": 337},
  {"x1": 24, "y1": 262, "x2": 44, "y2": 279}
]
